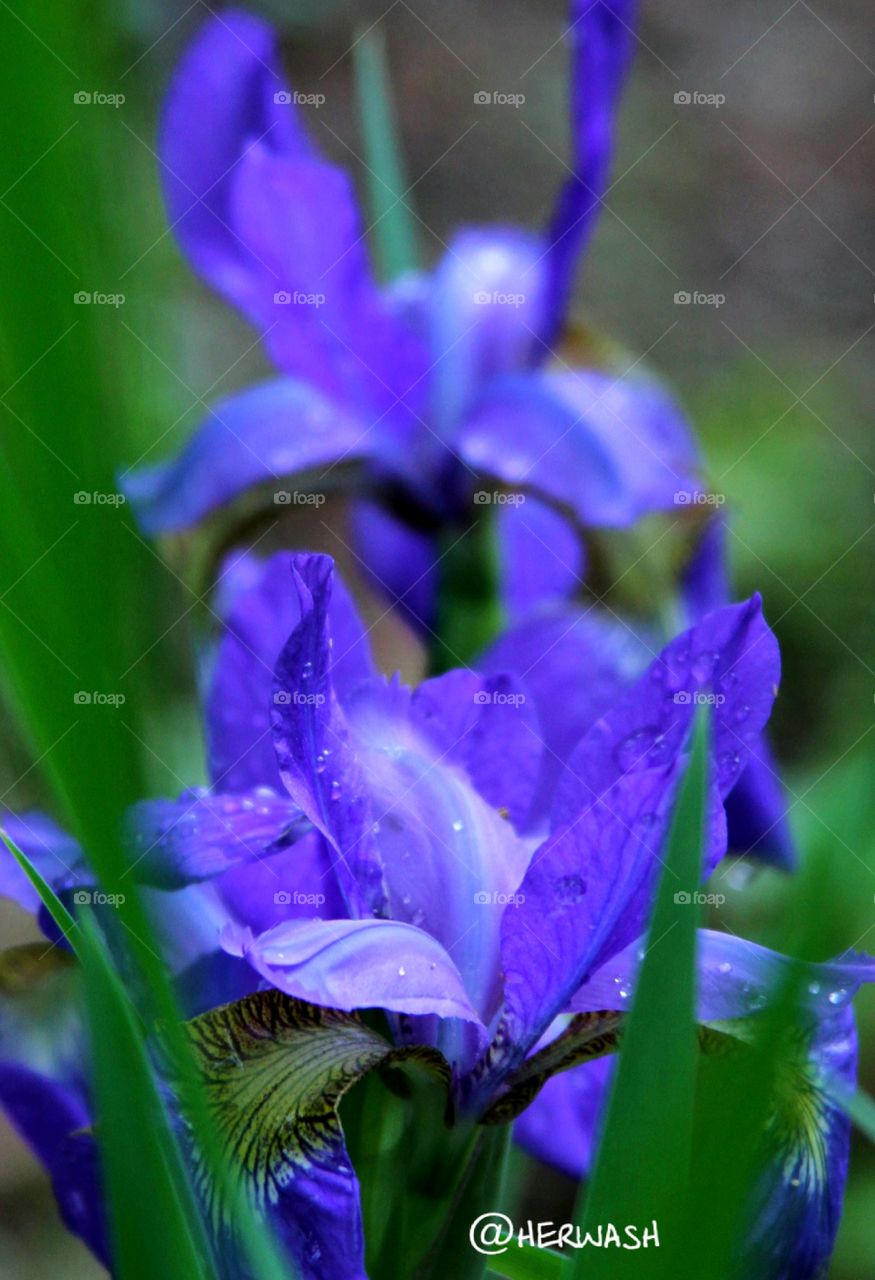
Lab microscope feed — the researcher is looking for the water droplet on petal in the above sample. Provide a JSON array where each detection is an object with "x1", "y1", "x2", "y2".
[{"x1": 554, "y1": 874, "x2": 587, "y2": 904}]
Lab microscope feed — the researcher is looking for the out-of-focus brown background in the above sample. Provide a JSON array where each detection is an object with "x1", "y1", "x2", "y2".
[{"x1": 2, "y1": 1, "x2": 873, "y2": 1275}]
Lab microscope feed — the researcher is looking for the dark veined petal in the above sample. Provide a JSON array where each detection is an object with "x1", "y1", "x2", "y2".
[
  {"x1": 159, "y1": 9, "x2": 313, "y2": 318},
  {"x1": 222, "y1": 916, "x2": 486, "y2": 1032},
  {"x1": 456, "y1": 368, "x2": 700, "y2": 528},
  {"x1": 479, "y1": 599, "x2": 778, "y2": 1078},
  {"x1": 187, "y1": 989, "x2": 449, "y2": 1280},
  {"x1": 207, "y1": 549, "x2": 375, "y2": 794},
  {"x1": 569, "y1": 930, "x2": 875, "y2": 1280},
  {"x1": 0, "y1": 945, "x2": 106, "y2": 1265},
  {"x1": 539, "y1": 0, "x2": 639, "y2": 345},
  {"x1": 123, "y1": 377, "x2": 372, "y2": 536}
]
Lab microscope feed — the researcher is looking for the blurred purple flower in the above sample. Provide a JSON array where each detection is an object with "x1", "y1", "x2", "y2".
[{"x1": 122, "y1": 4, "x2": 701, "y2": 626}]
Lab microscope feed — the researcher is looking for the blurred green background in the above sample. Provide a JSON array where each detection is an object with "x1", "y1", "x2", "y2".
[{"x1": 0, "y1": 1, "x2": 872, "y2": 1276}]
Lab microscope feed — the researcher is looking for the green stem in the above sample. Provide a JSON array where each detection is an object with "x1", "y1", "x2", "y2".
[{"x1": 431, "y1": 513, "x2": 506, "y2": 674}]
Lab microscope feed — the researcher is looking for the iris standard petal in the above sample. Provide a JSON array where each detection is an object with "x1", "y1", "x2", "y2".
[
  {"x1": 480, "y1": 604, "x2": 655, "y2": 826},
  {"x1": 681, "y1": 515, "x2": 795, "y2": 869},
  {"x1": 207, "y1": 549, "x2": 375, "y2": 793},
  {"x1": 486, "y1": 599, "x2": 779, "y2": 1075},
  {"x1": 159, "y1": 9, "x2": 313, "y2": 318},
  {"x1": 552, "y1": 596, "x2": 781, "y2": 868},
  {"x1": 457, "y1": 368, "x2": 700, "y2": 528},
  {"x1": 428, "y1": 227, "x2": 549, "y2": 436},
  {"x1": 540, "y1": 0, "x2": 639, "y2": 345},
  {"x1": 494, "y1": 497, "x2": 585, "y2": 625},
  {"x1": 272, "y1": 555, "x2": 535, "y2": 1022}
]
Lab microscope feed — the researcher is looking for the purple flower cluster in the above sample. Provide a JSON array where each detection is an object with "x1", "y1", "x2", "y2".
[{"x1": 0, "y1": 7, "x2": 870, "y2": 1280}]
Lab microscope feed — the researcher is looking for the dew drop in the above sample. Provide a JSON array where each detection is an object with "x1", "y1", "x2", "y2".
[
  {"x1": 615, "y1": 727, "x2": 658, "y2": 772},
  {"x1": 554, "y1": 874, "x2": 587, "y2": 904},
  {"x1": 398, "y1": 966, "x2": 406, "y2": 977}
]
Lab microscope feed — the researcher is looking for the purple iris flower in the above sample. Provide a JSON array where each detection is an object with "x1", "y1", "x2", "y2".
[
  {"x1": 122, "y1": 4, "x2": 703, "y2": 626},
  {"x1": 480, "y1": 509, "x2": 795, "y2": 869},
  {"x1": 0, "y1": 552, "x2": 865, "y2": 1280}
]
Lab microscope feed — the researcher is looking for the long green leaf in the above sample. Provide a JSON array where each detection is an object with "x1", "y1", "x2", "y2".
[
  {"x1": 571, "y1": 707, "x2": 710, "y2": 1279},
  {"x1": 487, "y1": 1246, "x2": 566, "y2": 1279},
  {"x1": 353, "y1": 23, "x2": 419, "y2": 281}
]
